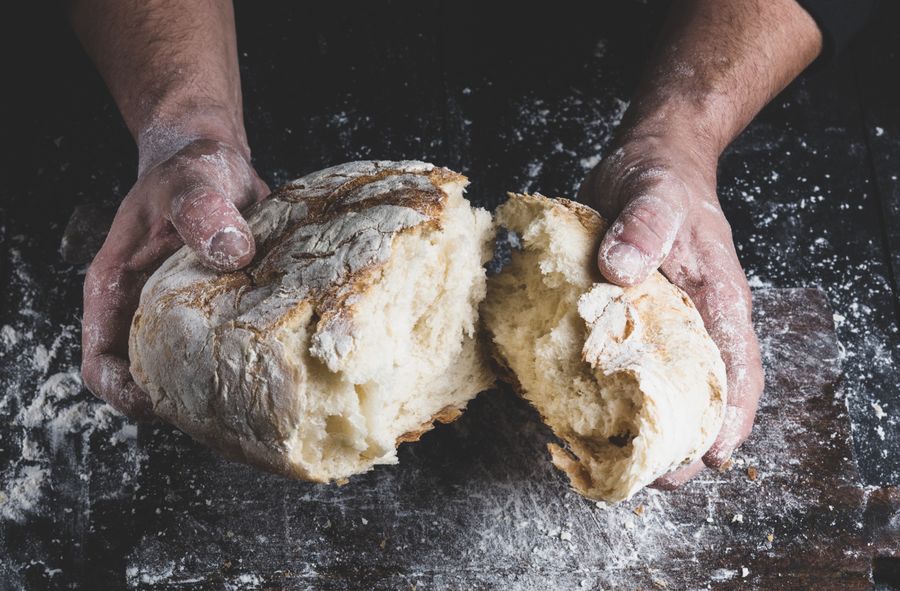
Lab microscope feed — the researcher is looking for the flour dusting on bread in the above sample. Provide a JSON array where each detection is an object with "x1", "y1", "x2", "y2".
[{"x1": 130, "y1": 161, "x2": 495, "y2": 482}]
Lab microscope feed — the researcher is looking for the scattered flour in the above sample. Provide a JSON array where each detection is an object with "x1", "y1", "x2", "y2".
[
  {"x1": 226, "y1": 573, "x2": 264, "y2": 590},
  {"x1": 0, "y1": 230, "x2": 139, "y2": 533},
  {"x1": 126, "y1": 562, "x2": 177, "y2": 586},
  {"x1": 502, "y1": 94, "x2": 629, "y2": 194},
  {"x1": 0, "y1": 464, "x2": 48, "y2": 523},
  {"x1": 1, "y1": 367, "x2": 128, "y2": 524},
  {"x1": 31, "y1": 345, "x2": 52, "y2": 376},
  {"x1": 722, "y1": 138, "x2": 900, "y2": 482},
  {"x1": 0, "y1": 325, "x2": 19, "y2": 349},
  {"x1": 710, "y1": 568, "x2": 738, "y2": 582}
]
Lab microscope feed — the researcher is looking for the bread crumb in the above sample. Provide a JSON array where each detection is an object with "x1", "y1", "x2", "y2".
[
  {"x1": 633, "y1": 504, "x2": 645, "y2": 516},
  {"x1": 747, "y1": 466, "x2": 758, "y2": 481},
  {"x1": 766, "y1": 533, "x2": 774, "y2": 542},
  {"x1": 719, "y1": 458, "x2": 735, "y2": 472},
  {"x1": 731, "y1": 514, "x2": 744, "y2": 523},
  {"x1": 361, "y1": 517, "x2": 368, "y2": 525},
  {"x1": 741, "y1": 567, "x2": 750, "y2": 578}
]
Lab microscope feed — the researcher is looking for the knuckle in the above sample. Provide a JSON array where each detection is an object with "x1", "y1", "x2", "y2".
[
  {"x1": 617, "y1": 199, "x2": 682, "y2": 252},
  {"x1": 169, "y1": 187, "x2": 213, "y2": 222}
]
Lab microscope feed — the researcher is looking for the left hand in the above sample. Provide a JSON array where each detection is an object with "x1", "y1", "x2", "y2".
[{"x1": 82, "y1": 137, "x2": 269, "y2": 419}]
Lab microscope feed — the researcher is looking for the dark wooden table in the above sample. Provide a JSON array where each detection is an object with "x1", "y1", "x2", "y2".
[{"x1": 1, "y1": 1, "x2": 899, "y2": 589}]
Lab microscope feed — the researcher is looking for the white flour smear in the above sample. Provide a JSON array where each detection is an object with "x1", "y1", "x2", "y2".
[{"x1": 0, "y1": 235, "x2": 140, "y2": 529}]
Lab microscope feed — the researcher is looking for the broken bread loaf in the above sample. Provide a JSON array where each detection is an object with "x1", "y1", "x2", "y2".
[
  {"x1": 129, "y1": 161, "x2": 495, "y2": 482},
  {"x1": 481, "y1": 193, "x2": 726, "y2": 503}
]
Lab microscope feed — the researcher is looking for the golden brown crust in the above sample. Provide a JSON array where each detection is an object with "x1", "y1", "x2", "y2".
[
  {"x1": 548, "y1": 443, "x2": 594, "y2": 492},
  {"x1": 554, "y1": 197, "x2": 609, "y2": 236},
  {"x1": 395, "y1": 404, "x2": 466, "y2": 444}
]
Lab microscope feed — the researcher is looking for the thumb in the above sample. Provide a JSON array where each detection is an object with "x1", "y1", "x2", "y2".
[
  {"x1": 597, "y1": 192, "x2": 687, "y2": 286},
  {"x1": 169, "y1": 187, "x2": 256, "y2": 271}
]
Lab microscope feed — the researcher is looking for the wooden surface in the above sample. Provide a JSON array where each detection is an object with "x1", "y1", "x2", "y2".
[
  {"x1": 4, "y1": 288, "x2": 898, "y2": 589},
  {"x1": 1, "y1": 1, "x2": 900, "y2": 589},
  {"x1": 121, "y1": 288, "x2": 894, "y2": 590}
]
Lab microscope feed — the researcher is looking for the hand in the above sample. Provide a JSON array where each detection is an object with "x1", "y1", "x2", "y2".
[
  {"x1": 578, "y1": 132, "x2": 765, "y2": 488},
  {"x1": 82, "y1": 137, "x2": 270, "y2": 418}
]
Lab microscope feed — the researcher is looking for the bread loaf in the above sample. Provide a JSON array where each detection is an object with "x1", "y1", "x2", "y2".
[
  {"x1": 129, "y1": 161, "x2": 495, "y2": 482},
  {"x1": 129, "y1": 163, "x2": 726, "y2": 501},
  {"x1": 481, "y1": 193, "x2": 726, "y2": 503}
]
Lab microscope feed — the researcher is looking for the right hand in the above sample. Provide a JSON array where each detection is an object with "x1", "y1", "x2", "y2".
[
  {"x1": 82, "y1": 138, "x2": 270, "y2": 418},
  {"x1": 579, "y1": 132, "x2": 764, "y2": 487}
]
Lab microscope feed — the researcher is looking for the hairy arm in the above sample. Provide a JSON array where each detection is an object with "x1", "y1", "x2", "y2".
[
  {"x1": 69, "y1": 0, "x2": 268, "y2": 416},
  {"x1": 68, "y1": 0, "x2": 247, "y2": 167},
  {"x1": 581, "y1": 0, "x2": 822, "y2": 485},
  {"x1": 619, "y1": 0, "x2": 822, "y2": 163}
]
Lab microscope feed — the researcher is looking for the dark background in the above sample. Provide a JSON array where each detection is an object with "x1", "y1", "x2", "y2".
[{"x1": 1, "y1": 0, "x2": 899, "y2": 588}]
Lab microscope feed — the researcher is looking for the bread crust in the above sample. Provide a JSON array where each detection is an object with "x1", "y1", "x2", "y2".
[
  {"x1": 395, "y1": 405, "x2": 465, "y2": 444},
  {"x1": 130, "y1": 161, "x2": 484, "y2": 481},
  {"x1": 486, "y1": 193, "x2": 727, "y2": 503}
]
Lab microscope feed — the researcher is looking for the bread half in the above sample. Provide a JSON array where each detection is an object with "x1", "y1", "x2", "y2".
[
  {"x1": 482, "y1": 193, "x2": 726, "y2": 503},
  {"x1": 129, "y1": 161, "x2": 495, "y2": 482}
]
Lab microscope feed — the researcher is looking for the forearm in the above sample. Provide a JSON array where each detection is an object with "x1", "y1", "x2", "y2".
[
  {"x1": 68, "y1": 0, "x2": 246, "y2": 169},
  {"x1": 620, "y1": 0, "x2": 823, "y2": 157}
]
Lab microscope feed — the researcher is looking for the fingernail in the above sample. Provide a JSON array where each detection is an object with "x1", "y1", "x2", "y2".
[
  {"x1": 209, "y1": 227, "x2": 251, "y2": 260},
  {"x1": 603, "y1": 243, "x2": 645, "y2": 284}
]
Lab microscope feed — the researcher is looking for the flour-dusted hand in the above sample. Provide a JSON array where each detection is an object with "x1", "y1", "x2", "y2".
[
  {"x1": 578, "y1": 134, "x2": 763, "y2": 485},
  {"x1": 69, "y1": 0, "x2": 265, "y2": 416},
  {"x1": 576, "y1": 0, "x2": 823, "y2": 487},
  {"x1": 82, "y1": 138, "x2": 269, "y2": 417}
]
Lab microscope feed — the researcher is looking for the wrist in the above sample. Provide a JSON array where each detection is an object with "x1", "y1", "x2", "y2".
[
  {"x1": 615, "y1": 94, "x2": 733, "y2": 164},
  {"x1": 135, "y1": 102, "x2": 250, "y2": 175}
]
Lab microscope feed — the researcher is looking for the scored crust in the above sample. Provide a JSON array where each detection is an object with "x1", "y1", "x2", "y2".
[{"x1": 129, "y1": 160, "x2": 488, "y2": 480}]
